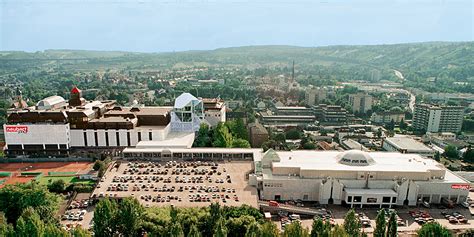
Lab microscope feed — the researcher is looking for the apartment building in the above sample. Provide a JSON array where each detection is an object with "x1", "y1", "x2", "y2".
[
  {"x1": 413, "y1": 104, "x2": 464, "y2": 133},
  {"x1": 348, "y1": 93, "x2": 373, "y2": 113}
]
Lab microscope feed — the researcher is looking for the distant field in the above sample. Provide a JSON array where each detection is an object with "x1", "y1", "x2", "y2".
[{"x1": 37, "y1": 176, "x2": 95, "y2": 185}]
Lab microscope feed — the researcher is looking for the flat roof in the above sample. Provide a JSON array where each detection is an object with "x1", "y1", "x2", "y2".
[
  {"x1": 135, "y1": 132, "x2": 195, "y2": 149},
  {"x1": 384, "y1": 136, "x2": 434, "y2": 153},
  {"x1": 271, "y1": 150, "x2": 442, "y2": 173}
]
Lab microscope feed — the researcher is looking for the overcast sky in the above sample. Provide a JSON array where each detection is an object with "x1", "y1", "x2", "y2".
[{"x1": 0, "y1": 0, "x2": 472, "y2": 52}]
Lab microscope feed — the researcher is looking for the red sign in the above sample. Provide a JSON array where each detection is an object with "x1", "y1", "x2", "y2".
[
  {"x1": 451, "y1": 184, "x2": 470, "y2": 190},
  {"x1": 5, "y1": 126, "x2": 28, "y2": 134}
]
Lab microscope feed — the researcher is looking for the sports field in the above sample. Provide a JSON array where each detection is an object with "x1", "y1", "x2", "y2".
[{"x1": 0, "y1": 162, "x2": 93, "y2": 188}]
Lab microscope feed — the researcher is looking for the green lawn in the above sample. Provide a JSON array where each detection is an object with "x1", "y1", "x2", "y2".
[{"x1": 37, "y1": 176, "x2": 95, "y2": 185}]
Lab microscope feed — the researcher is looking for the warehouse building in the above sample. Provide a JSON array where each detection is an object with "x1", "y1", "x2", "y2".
[
  {"x1": 3, "y1": 88, "x2": 219, "y2": 157},
  {"x1": 382, "y1": 136, "x2": 435, "y2": 157},
  {"x1": 252, "y1": 149, "x2": 470, "y2": 207}
]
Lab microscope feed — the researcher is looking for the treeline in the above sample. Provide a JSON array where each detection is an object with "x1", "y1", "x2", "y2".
[
  {"x1": 193, "y1": 120, "x2": 250, "y2": 148},
  {"x1": 0, "y1": 182, "x2": 92, "y2": 237}
]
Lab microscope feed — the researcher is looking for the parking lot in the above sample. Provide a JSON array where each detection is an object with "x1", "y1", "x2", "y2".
[
  {"x1": 92, "y1": 160, "x2": 258, "y2": 208},
  {"x1": 60, "y1": 193, "x2": 94, "y2": 231}
]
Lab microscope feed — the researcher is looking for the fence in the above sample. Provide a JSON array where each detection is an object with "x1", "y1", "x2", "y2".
[{"x1": 0, "y1": 157, "x2": 94, "y2": 163}]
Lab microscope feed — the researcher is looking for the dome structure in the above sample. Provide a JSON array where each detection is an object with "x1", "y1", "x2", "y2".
[{"x1": 337, "y1": 150, "x2": 376, "y2": 166}]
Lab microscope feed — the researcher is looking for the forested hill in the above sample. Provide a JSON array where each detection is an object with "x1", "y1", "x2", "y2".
[{"x1": 1, "y1": 42, "x2": 473, "y2": 93}]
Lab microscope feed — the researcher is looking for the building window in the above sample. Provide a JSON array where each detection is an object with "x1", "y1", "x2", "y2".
[
  {"x1": 105, "y1": 132, "x2": 109, "y2": 146},
  {"x1": 382, "y1": 197, "x2": 391, "y2": 203},
  {"x1": 149, "y1": 132, "x2": 152, "y2": 140},
  {"x1": 116, "y1": 132, "x2": 120, "y2": 146},
  {"x1": 138, "y1": 132, "x2": 142, "y2": 142},
  {"x1": 392, "y1": 197, "x2": 397, "y2": 203},
  {"x1": 127, "y1": 132, "x2": 131, "y2": 147},
  {"x1": 347, "y1": 196, "x2": 352, "y2": 202},
  {"x1": 367, "y1": 198, "x2": 377, "y2": 203},
  {"x1": 353, "y1": 196, "x2": 362, "y2": 202},
  {"x1": 94, "y1": 131, "x2": 98, "y2": 147},
  {"x1": 83, "y1": 132, "x2": 88, "y2": 147},
  {"x1": 303, "y1": 195, "x2": 308, "y2": 200}
]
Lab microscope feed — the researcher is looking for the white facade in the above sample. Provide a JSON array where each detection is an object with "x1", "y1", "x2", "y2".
[
  {"x1": 170, "y1": 93, "x2": 204, "y2": 132},
  {"x1": 4, "y1": 124, "x2": 70, "y2": 149},
  {"x1": 413, "y1": 104, "x2": 464, "y2": 133},
  {"x1": 256, "y1": 150, "x2": 469, "y2": 207},
  {"x1": 69, "y1": 125, "x2": 171, "y2": 148}
]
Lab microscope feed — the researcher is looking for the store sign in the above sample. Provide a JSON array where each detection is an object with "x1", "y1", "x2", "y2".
[
  {"x1": 5, "y1": 126, "x2": 28, "y2": 134},
  {"x1": 451, "y1": 184, "x2": 470, "y2": 190}
]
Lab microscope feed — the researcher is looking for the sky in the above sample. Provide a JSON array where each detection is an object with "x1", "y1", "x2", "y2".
[{"x1": 0, "y1": 0, "x2": 473, "y2": 52}]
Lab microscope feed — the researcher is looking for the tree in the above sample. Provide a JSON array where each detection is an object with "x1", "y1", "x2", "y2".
[
  {"x1": 331, "y1": 224, "x2": 349, "y2": 237},
  {"x1": 0, "y1": 212, "x2": 13, "y2": 237},
  {"x1": 116, "y1": 197, "x2": 144, "y2": 237},
  {"x1": 260, "y1": 221, "x2": 279, "y2": 237},
  {"x1": 169, "y1": 222, "x2": 185, "y2": 237},
  {"x1": 310, "y1": 217, "x2": 330, "y2": 237},
  {"x1": 227, "y1": 215, "x2": 258, "y2": 237},
  {"x1": 232, "y1": 138, "x2": 251, "y2": 148},
  {"x1": 443, "y1": 145, "x2": 459, "y2": 159},
  {"x1": 386, "y1": 212, "x2": 397, "y2": 237},
  {"x1": 0, "y1": 182, "x2": 60, "y2": 224},
  {"x1": 47, "y1": 179, "x2": 66, "y2": 193},
  {"x1": 213, "y1": 123, "x2": 233, "y2": 147},
  {"x1": 44, "y1": 223, "x2": 69, "y2": 237},
  {"x1": 71, "y1": 227, "x2": 92, "y2": 237},
  {"x1": 213, "y1": 219, "x2": 227, "y2": 237},
  {"x1": 228, "y1": 119, "x2": 248, "y2": 140},
  {"x1": 343, "y1": 209, "x2": 361, "y2": 237},
  {"x1": 194, "y1": 124, "x2": 212, "y2": 147},
  {"x1": 187, "y1": 224, "x2": 202, "y2": 237},
  {"x1": 283, "y1": 221, "x2": 309, "y2": 237},
  {"x1": 434, "y1": 151, "x2": 441, "y2": 162},
  {"x1": 93, "y1": 198, "x2": 117, "y2": 237},
  {"x1": 245, "y1": 221, "x2": 261, "y2": 237},
  {"x1": 15, "y1": 207, "x2": 44, "y2": 237},
  {"x1": 417, "y1": 222, "x2": 451, "y2": 237},
  {"x1": 373, "y1": 209, "x2": 386, "y2": 237},
  {"x1": 285, "y1": 129, "x2": 302, "y2": 140},
  {"x1": 463, "y1": 145, "x2": 474, "y2": 163},
  {"x1": 93, "y1": 160, "x2": 104, "y2": 171},
  {"x1": 399, "y1": 118, "x2": 408, "y2": 130}
]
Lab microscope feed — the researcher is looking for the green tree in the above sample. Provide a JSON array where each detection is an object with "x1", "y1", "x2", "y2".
[
  {"x1": 213, "y1": 123, "x2": 233, "y2": 147},
  {"x1": 116, "y1": 197, "x2": 143, "y2": 237},
  {"x1": 285, "y1": 129, "x2": 302, "y2": 140},
  {"x1": 44, "y1": 223, "x2": 69, "y2": 237},
  {"x1": 169, "y1": 222, "x2": 185, "y2": 237},
  {"x1": 15, "y1": 207, "x2": 44, "y2": 237},
  {"x1": 386, "y1": 212, "x2": 397, "y2": 237},
  {"x1": 245, "y1": 221, "x2": 261, "y2": 237},
  {"x1": 0, "y1": 182, "x2": 60, "y2": 224},
  {"x1": 373, "y1": 209, "x2": 386, "y2": 237},
  {"x1": 194, "y1": 123, "x2": 212, "y2": 147},
  {"x1": 213, "y1": 219, "x2": 228, "y2": 237},
  {"x1": 228, "y1": 119, "x2": 248, "y2": 140},
  {"x1": 283, "y1": 221, "x2": 309, "y2": 237},
  {"x1": 47, "y1": 179, "x2": 66, "y2": 193},
  {"x1": 187, "y1": 223, "x2": 202, "y2": 237},
  {"x1": 0, "y1": 212, "x2": 14, "y2": 237},
  {"x1": 343, "y1": 209, "x2": 361, "y2": 237},
  {"x1": 93, "y1": 198, "x2": 117, "y2": 237},
  {"x1": 232, "y1": 138, "x2": 251, "y2": 148},
  {"x1": 71, "y1": 226, "x2": 92, "y2": 237},
  {"x1": 443, "y1": 145, "x2": 459, "y2": 159},
  {"x1": 260, "y1": 221, "x2": 279, "y2": 237},
  {"x1": 226, "y1": 215, "x2": 257, "y2": 237},
  {"x1": 93, "y1": 160, "x2": 104, "y2": 171},
  {"x1": 399, "y1": 118, "x2": 408, "y2": 130},
  {"x1": 463, "y1": 145, "x2": 474, "y2": 162},
  {"x1": 331, "y1": 224, "x2": 348, "y2": 237},
  {"x1": 310, "y1": 217, "x2": 331, "y2": 237},
  {"x1": 417, "y1": 222, "x2": 451, "y2": 237}
]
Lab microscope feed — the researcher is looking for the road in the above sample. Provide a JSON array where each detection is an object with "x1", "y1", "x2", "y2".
[{"x1": 394, "y1": 69, "x2": 415, "y2": 112}]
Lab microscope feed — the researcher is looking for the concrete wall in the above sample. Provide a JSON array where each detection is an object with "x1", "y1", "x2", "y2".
[{"x1": 4, "y1": 124, "x2": 70, "y2": 146}]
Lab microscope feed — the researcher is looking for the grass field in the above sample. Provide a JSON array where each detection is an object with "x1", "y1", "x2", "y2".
[{"x1": 37, "y1": 176, "x2": 95, "y2": 185}]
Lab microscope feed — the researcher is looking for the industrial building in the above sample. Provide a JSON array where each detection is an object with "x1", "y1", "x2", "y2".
[
  {"x1": 3, "y1": 88, "x2": 222, "y2": 156},
  {"x1": 382, "y1": 136, "x2": 435, "y2": 157},
  {"x1": 413, "y1": 103, "x2": 464, "y2": 133},
  {"x1": 252, "y1": 149, "x2": 469, "y2": 207}
]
